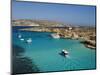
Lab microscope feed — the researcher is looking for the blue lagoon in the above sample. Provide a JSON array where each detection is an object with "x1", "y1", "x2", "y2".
[
  {"x1": 12, "y1": 27, "x2": 96, "y2": 72},
  {"x1": 12, "y1": 1, "x2": 96, "y2": 74}
]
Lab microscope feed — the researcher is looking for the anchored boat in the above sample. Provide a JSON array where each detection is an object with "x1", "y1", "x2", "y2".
[
  {"x1": 18, "y1": 34, "x2": 22, "y2": 38},
  {"x1": 51, "y1": 33, "x2": 60, "y2": 39},
  {"x1": 59, "y1": 49, "x2": 69, "y2": 57},
  {"x1": 62, "y1": 49, "x2": 69, "y2": 55},
  {"x1": 26, "y1": 38, "x2": 32, "y2": 43},
  {"x1": 20, "y1": 38, "x2": 24, "y2": 41}
]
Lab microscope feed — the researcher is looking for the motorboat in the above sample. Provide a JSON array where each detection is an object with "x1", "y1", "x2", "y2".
[
  {"x1": 51, "y1": 33, "x2": 60, "y2": 39},
  {"x1": 59, "y1": 49, "x2": 69, "y2": 57},
  {"x1": 26, "y1": 38, "x2": 32, "y2": 43},
  {"x1": 62, "y1": 49, "x2": 69, "y2": 55},
  {"x1": 20, "y1": 38, "x2": 24, "y2": 41}
]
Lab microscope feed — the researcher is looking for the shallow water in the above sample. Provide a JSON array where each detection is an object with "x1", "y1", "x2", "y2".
[{"x1": 12, "y1": 27, "x2": 96, "y2": 72}]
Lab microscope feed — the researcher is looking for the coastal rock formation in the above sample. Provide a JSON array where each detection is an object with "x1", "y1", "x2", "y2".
[
  {"x1": 12, "y1": 19, "x2": 96, "y2": 49},
  {"x1": 81, "y1": 39, "x2": 96, "y2": 49},
  {"x1": 12, "y1": 19, "x2": 64, "y2": 27}
]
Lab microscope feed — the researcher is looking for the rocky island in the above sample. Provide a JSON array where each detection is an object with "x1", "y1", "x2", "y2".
[{"x1": 12, "y1": 19, "x2": 96, "y2": 49}]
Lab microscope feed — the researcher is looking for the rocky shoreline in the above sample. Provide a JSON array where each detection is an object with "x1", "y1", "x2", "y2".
[
  {"x1": 80, "y1": 39, "x2": 96, "y2": 49},
  {"x1": 16, "y1": 26, "x2": 96, "y2": 49},
  {"x1": 12, "y1": 19, "x2": 96, "y2": 49}
]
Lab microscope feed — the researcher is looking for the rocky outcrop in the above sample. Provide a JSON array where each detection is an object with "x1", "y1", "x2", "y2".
[
  {"x1": 12, "y1": 19, "x2": 64, "y2": 27},
  {"x1": 12, "y1": 19, "x2": 96, "y2": 49},
  {"x1": 80, "y1": 39, "x2": 96, "y2": 49}
]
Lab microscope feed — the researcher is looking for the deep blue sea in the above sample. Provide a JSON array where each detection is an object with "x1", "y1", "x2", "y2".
[{"x1": 12, "y1": 26, "x2": 96, "y2": 72}]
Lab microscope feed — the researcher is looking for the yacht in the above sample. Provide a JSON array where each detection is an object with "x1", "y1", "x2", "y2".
[
  {"x1": 51, "y1": 33, "x2": 60, "y2": 39},
  {"x1": 26, "y1": 38, "x2": 32, "y2": 43}
]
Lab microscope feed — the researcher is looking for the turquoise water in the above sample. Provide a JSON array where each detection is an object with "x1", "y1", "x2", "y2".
[{"x1": 12, "y1": 27, "x2": 96, "y2": 72}]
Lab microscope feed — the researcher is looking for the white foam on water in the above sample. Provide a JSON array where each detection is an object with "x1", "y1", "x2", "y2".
[{"x1": 66, "y1": 55, "x2": 70, "y2": 59}]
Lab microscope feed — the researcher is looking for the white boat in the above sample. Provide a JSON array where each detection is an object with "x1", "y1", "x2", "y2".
[
  {"x1": 62, "y1": 49, "x2": 69, "y2": 55},
  {"x1": 26, "y1": 38, "x2": 32, "y2": 43},
  {"x1": 20, "y1": 38, "x2": 24, "y2": 41},
  {"x1": 18, "y1": 34, "x2": 22, "y2": 38},
  {"x1": 59, "y1": 49, "x2": 69, "y2": 57},
  {"x1": 51, "y1": 33, "x2": 60, "y2": 39}
]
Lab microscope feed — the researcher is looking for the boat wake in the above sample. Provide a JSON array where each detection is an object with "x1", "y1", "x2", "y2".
[{"x1": 66, "y1": 55, "x2": 70, "y2": 59}]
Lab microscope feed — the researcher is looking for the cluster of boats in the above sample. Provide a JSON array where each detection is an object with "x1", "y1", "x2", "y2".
[
  {"x1": 17, "y1": 33, "x2": 69, "y2": 57},
  {"x1": 18, "y1": 34, "x2": 32, "y2": 43}
]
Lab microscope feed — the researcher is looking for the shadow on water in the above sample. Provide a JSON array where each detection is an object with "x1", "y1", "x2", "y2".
[
  {"x1": 12, "y1": 45, "x2": 25, "y2": 56},
  {"x1": 12, "y1": 44, "x2": 40, "y2": 75},
  {"x1": 59, "y1": 52, "x2": 67, "y2": 58}
]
